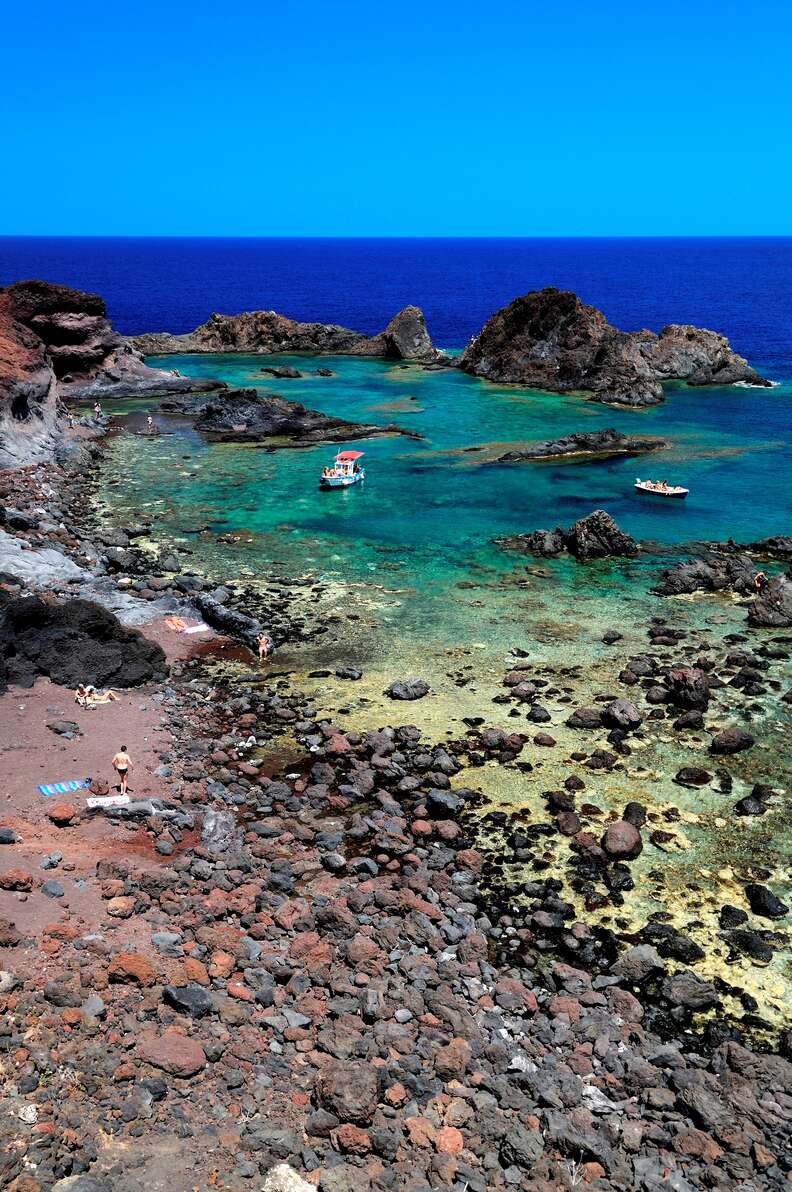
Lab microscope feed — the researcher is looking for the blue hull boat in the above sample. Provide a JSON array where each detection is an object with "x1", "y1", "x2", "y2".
[{"x1": 320, "y1": 450, "x2": 366, "y2": 490}]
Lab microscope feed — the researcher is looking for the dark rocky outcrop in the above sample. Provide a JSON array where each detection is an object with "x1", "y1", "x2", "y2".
[
  {"x1": 653, "y1": 552, "x2": 758, "y2": 598},
  {"x1": 131, "y1": 305, "x2": 441, "y2": 363},
  {"x1": 654, "y1": 548, "x2": 792, "y2": 628},
  {"x1": 179, "y1": 388, "x2": 416, "y2": 446},
  {"x1": 457, "y1": 287, "x2": 768, "y2": 406},
  {"x1": 0, "y1": 591, "x2": 167, "y2": 692},
  {"x1": 496, "y1": 428, "x2": 665, "y2": 463},
  {"x1": 0, "y1": 280, "x2": 223, "y2": 467},
  {"x1": 497, "y1": 510, "x2": 639, "y2": 561},
  {"x1": 748, "y1": 573, "x2": 792, "y2": 628}
]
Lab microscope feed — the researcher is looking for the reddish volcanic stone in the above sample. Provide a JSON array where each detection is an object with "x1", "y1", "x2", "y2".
[
  {"x1": 108, "y1": 952, "x2": 156, "y2": 987},
  {"x1": 136, "y1": 1030, "x2": 206, "y2": 1077},
  {"x1": 47, "y1": 802, "x2": 77, "y2": 826}
]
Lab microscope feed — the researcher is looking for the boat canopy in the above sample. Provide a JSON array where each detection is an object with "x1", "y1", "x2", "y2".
[{"x1": 336, "y1": 450, "x2": 364, "y2": 461}]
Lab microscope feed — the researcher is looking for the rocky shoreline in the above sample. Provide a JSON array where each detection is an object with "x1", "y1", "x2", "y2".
[{"x1": 0, "y1": 407, "x2": 790, "y2": 1191}]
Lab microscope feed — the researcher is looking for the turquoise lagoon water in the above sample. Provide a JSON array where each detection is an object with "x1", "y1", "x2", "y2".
[{"x1": 94, "y1": 355, "x2": 792, "y2": 1023}]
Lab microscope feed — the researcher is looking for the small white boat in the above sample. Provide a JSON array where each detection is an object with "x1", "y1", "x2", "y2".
[
  {"x1": 319, "y1": 450, "x2": 366, "y2": 489},
  {"x1": 635, "y1": 477, "x2": 689, "y2": 499}
]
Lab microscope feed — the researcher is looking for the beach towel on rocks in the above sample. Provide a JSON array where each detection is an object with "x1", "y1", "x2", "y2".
[{"x1": 38, "y1": 778, "x2": 90, "y2": 797}]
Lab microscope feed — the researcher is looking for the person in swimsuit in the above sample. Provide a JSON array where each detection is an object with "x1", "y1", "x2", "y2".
[
  {"x1": 754, "y1": 571, "x2": 769, "y2": 593},
  {"x1": 257, "y1": 632, "x2": 273, "y2": 661},
  {"x1": 112, "y1": 745, "x2": 132, "y2": 794}
]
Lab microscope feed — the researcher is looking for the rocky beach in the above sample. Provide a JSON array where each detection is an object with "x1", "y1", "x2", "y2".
[{"x1": 0, "y1": 278, "x2": 790, "y2": 1192}]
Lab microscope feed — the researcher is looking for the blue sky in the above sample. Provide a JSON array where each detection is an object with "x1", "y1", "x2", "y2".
[{"x1": 1, "y1": 0, "x2": 790, "y2": 235}]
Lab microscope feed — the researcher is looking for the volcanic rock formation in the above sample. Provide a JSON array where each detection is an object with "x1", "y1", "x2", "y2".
[
  {"x1": 0, "y1": 591, "x2": 167, "y2": 693},
  {"x1": 0, "y1": 281, "x2": 223, "y2": 467},
  {"x1": 163, "y1": 388, "x2": 418, "y2": 445},
  {"x1": 496, "y1": 509, "x2": 639, "y2": 561},
  {"x1": 130, "y1": 305, "x2": 440, "y2": 362},
  {"x1": 458, "y1": 287, "x2": 768, "y2": 406},
  {"x1": 496, "y1": 428, "x2": 665, "y2": 463}
]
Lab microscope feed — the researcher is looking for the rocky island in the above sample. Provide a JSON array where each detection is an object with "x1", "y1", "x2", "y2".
[
  {"x1": 130, "y1": 304, "x2": 442, "y2": 363},
  {"x1": 162, "y1": 388, "x2": 419, "y2": 446},
  {"x1": 457, "y1": 287, "x2": 769, "y2": 406}
]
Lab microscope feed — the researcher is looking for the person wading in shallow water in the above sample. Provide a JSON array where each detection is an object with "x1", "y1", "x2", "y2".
[{"x1": 112, "y1": 745, "x2": 132, "y2": 794}]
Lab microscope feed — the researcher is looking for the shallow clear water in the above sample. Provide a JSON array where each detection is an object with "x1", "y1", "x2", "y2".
[{"x1": 94, "y1": 355, "x2": 792, "y2": 1026}]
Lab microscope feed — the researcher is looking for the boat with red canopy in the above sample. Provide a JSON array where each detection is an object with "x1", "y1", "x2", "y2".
[{"x1": 319, "y1": 449, "x2": 366, "y2": 489}]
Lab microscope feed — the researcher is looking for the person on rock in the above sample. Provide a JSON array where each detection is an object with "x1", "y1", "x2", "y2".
[
  {"x1": 257, "y1": 632, "x2": 273, "y2": 662},
  {"x1": 147, "y1": 414, "x2": 154, "y2": 434},
  {"x1": 111, "y1": 745, "x2": 132, "y2": 794},
  {"x1": 754, "y1": 571, "x2": 769, "y2": 593},
  {"x1": 93, "y1": 401, "x2": 103, "y2": 418}
]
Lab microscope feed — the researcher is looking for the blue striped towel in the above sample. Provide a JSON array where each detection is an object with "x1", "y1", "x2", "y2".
[{"x1": 37, "y1": 779, "x2": 91, "y2": 797}]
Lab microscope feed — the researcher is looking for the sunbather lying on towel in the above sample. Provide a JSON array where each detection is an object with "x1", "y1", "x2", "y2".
[{"x1": 75, "y1": 684, "x2": 120, "y2": 708}]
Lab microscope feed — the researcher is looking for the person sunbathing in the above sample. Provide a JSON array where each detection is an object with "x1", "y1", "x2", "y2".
[{"x1": 75, "y1": 684, "x2": 120, "y2": 707}]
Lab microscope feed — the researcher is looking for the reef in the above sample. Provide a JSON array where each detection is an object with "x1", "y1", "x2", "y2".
[{"x1": 496, "y1": 428, "x2": 665, "y2": 463}]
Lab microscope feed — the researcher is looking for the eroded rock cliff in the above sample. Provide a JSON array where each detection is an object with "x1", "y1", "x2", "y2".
[{"x1": 0, "y1": 280, "x2": 223, "y2": 466}]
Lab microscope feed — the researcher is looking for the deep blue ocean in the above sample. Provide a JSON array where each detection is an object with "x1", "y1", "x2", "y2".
[{"x1": 2, "y1": 237, "x2": 792, "y2": 372}]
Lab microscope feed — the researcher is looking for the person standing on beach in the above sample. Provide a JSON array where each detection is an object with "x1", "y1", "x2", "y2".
[{"x1": 112, "y1": 745, "x2": 132, "y2": 794}]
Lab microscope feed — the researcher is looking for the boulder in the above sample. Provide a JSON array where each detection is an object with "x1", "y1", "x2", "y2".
[
  {"x1": 749, "y1": 574, "x2": 792, "y2": 628},
  {"x1": 709, "y1": 727, "x2": 754, "y2": 754},
  {"x1": 666, "y1": 666, "x2": 710, "y2": 710},
  {"x1": 315, "y1": 1059, "x2": 379, "y2": 1124},
  {"x1": 136, "y1": 1030, "x2": 206, "y2": 1077},
  {"x1": 661, "y1": 970, "x2": 719, "y2": 1009},
  {"x1": 601, "y1": 820, "x2": 643, "y2": 861},
  {"x1": 612, "y1": 944, "x2": 665, "y2": 982},
  {"x1": 385, "y1": 677, "x2": 429, "y2": 701},
  {"x1": 566, "y1": 511, "x2": 639, "y2": 560},
  {"x1": 601, "y1": 698, "x2": 643, "y2": 731},
  {"x1": 744, "y1": 883, "x2": 788, "y2": 920}
]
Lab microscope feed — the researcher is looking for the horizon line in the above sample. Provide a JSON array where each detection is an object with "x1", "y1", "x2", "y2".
[{"x1": 3, "y1": 233, "x2": 792, "y2": 242}]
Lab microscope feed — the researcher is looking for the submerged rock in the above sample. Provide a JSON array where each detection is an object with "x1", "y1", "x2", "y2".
[
  {"x1": 496, "y1": 427, "x2": 664, "y2": 463},
  {"x1": 709, "y1": 726, "x2": 754, "y2": 754},
  {"x1": 457, "y1": 286, "x2": 767, "y2": 404}
]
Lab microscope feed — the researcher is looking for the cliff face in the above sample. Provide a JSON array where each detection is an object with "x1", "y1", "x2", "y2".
[
  {"x1": 0, "y1": 281, "x2": 223, "y2": 468},
  {"x1": 130, "y1": 304, "x2": 439, "y2": 363},
  {"x1": 457, "y1": 288, "x2": 768, "y2": 406}
]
